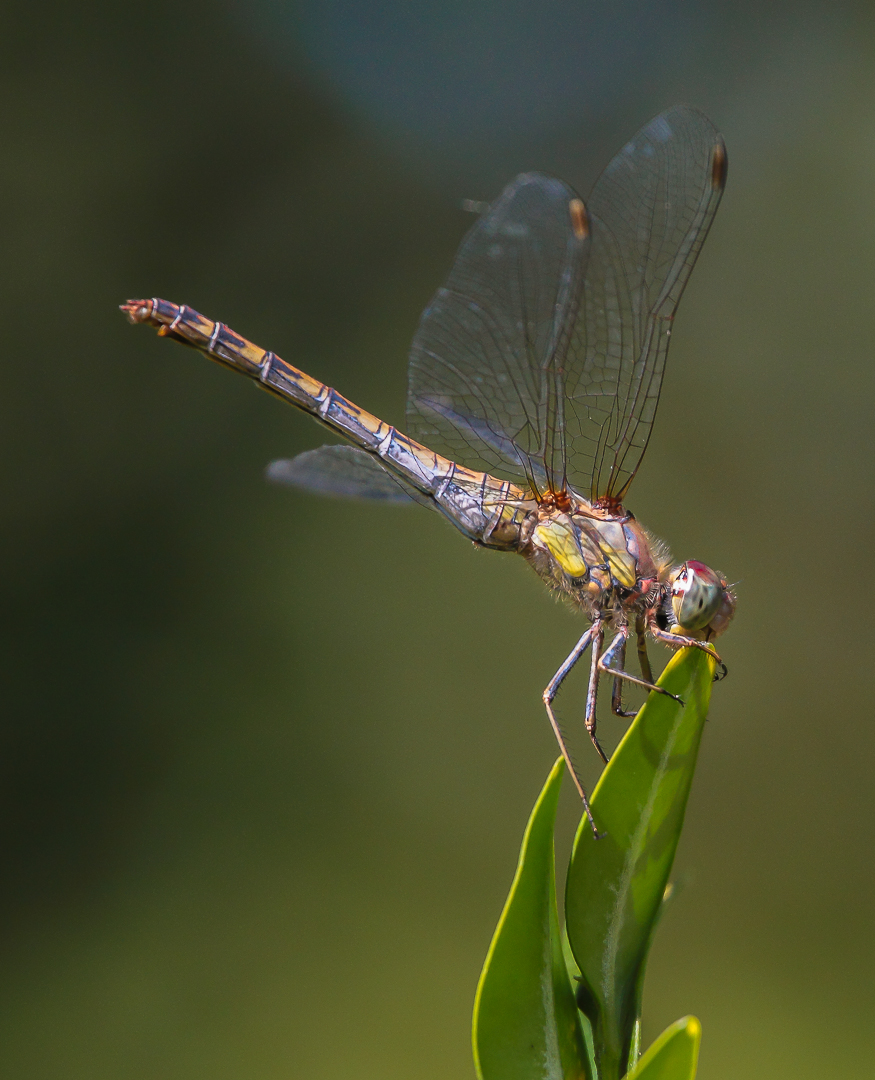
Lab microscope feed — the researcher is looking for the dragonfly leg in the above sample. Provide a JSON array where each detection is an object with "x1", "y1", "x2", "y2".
[
  {"x1": 607, "y1": 632, "x2": 638, "y2": 718},
  {"x1": 584, "y1": 623, "x2": 609, "y2": 763},
  {"x1": 647, "y1": 620, "x2": 726, "y2": 680},
  {"x1": 543, "y1": 623, "x2": 603, "y2": 836},
  {"x1": 598, "y1": 628, "x2": 684, "y2": 705},
  {"x1": 635, "y1": 615, "x2": 654, "y2": 684}
]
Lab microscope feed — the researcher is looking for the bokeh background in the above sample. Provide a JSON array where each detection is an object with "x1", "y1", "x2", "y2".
[{"x1": 1, "y1": 1, "x2": 873, "y2": 1077}]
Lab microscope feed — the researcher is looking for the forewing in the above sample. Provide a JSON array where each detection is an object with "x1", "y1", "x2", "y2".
[
  {"x1": 267, "y1": 445, "x2": 433, "y2": 508},
  {"x1": 406, "y1": 173, "x2": 589, "y2": 494},
  {"x1": 564, "y1": 105, "x2": 727, "y2": 502}
]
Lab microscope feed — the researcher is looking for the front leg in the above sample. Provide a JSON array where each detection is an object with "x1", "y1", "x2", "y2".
[
  {"x1": 647, "y1": 618, "x2": 726, "y2": 680},
  {"x1": 635, "y1": 614, "x2": 654, "y2": 684},
  {"x1": 584, "y1": 622, "x2": 608, "y2": 763},
  {"x1": 599, "y1": 627, "x2": 685, "y2": 706},
  {"x1": 610, "y1": 617, "x2": 658, "y2": 716},
  {"x1": 606, "y1": 630, "x2": 637, "y2": 718}
]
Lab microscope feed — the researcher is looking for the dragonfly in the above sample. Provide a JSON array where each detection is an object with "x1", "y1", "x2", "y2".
[{"x1": 122, "y1": 105, "x2": 734, "y2": 832}]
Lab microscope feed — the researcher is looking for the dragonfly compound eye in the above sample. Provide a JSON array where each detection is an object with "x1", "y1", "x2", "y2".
[{"x1": 669, "y1": 560, "x2": 724, "y2": 632}]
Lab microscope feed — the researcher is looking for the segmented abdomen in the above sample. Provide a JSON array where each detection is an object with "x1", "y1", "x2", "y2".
[{"x1": 122, "y1": 298, "x2": 529, "y2": 548}]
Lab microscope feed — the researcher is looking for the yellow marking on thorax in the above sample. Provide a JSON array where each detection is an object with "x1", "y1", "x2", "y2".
[
  {"x1": 603, "y1": 550, "x2": 637, "y2": 588},
  {"x1": 585, "y1": 519, "x2": 638, "y2": 588},
  {"x1": 532, "y1": 519, "x2": 589, "y2": 578}
]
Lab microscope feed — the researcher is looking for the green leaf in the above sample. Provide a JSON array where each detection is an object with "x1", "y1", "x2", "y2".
[
  {"x1": 473, "y1": 758, "x2": 591, "y2": 1080},
  {"x1": 565, "y1": 648, "x2": 716, "y2": 1080},
  {"x1": 623, "y1": 1016, "x2": 701, "y2": 1080}
]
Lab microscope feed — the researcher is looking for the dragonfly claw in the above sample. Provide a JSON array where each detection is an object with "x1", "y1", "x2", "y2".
[{"x1": 657, "y1": 688, "x2": 685, "y2": 706}]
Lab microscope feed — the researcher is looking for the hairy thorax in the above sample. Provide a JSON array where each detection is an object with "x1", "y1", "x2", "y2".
[{"x1": 520, "y1": 495, "x2": 672, "y2": 626}]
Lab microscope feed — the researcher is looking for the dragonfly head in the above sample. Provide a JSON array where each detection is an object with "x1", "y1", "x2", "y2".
[{"x1": 668, "y1": 561, "x2": 735, "y2": 638}]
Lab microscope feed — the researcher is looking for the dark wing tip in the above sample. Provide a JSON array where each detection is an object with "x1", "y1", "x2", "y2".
[
  {"x1": 711, "y1": 138, "x2": 728, "y2": 191},
  {"x1": 569, "y1": 197, "x2": 589, "y2": 240}
]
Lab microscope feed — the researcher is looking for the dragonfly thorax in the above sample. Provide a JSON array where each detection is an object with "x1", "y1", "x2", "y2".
[
  {"x1": 524, "y1": 505, "x2": 735, "y2": 646},
  {"x1": 522, "y1": 501, "x2": 670, "y2": 622}
]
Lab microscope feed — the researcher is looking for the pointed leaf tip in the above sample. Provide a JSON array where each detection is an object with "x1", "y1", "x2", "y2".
[{"x1": 624, "y1": 1015, "x2": 701, "y2": 1080}]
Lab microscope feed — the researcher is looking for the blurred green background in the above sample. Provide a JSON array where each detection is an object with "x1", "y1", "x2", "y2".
[{"x1": 1, "y1": 1, "x2": 873, "y2": 1077}]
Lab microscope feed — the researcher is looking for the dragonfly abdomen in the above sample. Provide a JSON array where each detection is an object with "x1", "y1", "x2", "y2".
[{"x1": 122, "y1": 298, "x2": 529, "y2": 549}]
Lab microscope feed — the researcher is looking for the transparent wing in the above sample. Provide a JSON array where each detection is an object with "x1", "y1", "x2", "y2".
[
  {"x1": 267, "y1": 445, "x2": 434, "y2": 508},
  {"x1": 406, "y1": 173, "x2": 590, "y2": 496},
  {"x1": 566, "y1": 105, "x2": 727, "y2": 502},
  {"x1": 405, "y1": 108, "x2": 725, "y2": 506}
]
